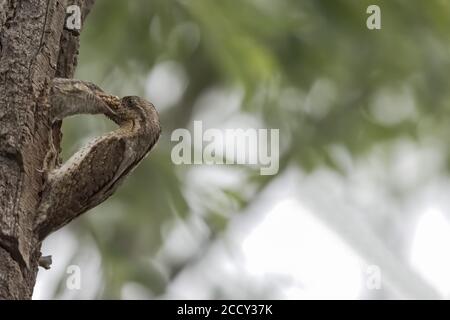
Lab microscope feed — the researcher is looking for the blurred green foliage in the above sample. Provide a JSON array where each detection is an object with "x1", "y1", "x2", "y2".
[{"x1": 53, "y1": 0, "x2": 450, "y2": 298}]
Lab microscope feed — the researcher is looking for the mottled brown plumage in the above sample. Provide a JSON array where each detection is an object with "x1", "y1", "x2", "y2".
[
  {"x1": 50, "y1": 78, "x2": 118, "y2": 120},
  {"x1": 35, "y1": 79, "x2": 161, "y2": 241}
]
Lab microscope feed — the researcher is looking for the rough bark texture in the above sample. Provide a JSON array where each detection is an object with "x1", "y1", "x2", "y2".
[{"x1": 0, "y1": 0, "x2": 95, "y2": 299}]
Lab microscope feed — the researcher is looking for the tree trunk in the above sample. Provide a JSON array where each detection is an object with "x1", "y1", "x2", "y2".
[{"x1": 0, "y1": 0, "x2": 95, "y2": 299}]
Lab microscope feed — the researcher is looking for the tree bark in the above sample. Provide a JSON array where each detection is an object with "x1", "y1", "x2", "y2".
[{"x1": 0, "y1": 0, "x2": 95, "y2": 299}]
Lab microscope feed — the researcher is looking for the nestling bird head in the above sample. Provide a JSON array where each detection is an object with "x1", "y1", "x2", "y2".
[
  {"x1": 54, "y1": 79, "x2": 104, "y2": 98},
  {"x1": 51, "y1": 78, "x2": 118, "y2": 118}
]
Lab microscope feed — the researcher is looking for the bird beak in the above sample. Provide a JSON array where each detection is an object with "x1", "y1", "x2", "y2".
[{"x1": 98, "y1": 93, "x2": 120, "y2": 116}]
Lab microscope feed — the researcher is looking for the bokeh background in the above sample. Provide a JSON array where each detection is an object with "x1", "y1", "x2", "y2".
[{"x1": 33, "y1": 0, "x2": 450, "y2": 299}]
